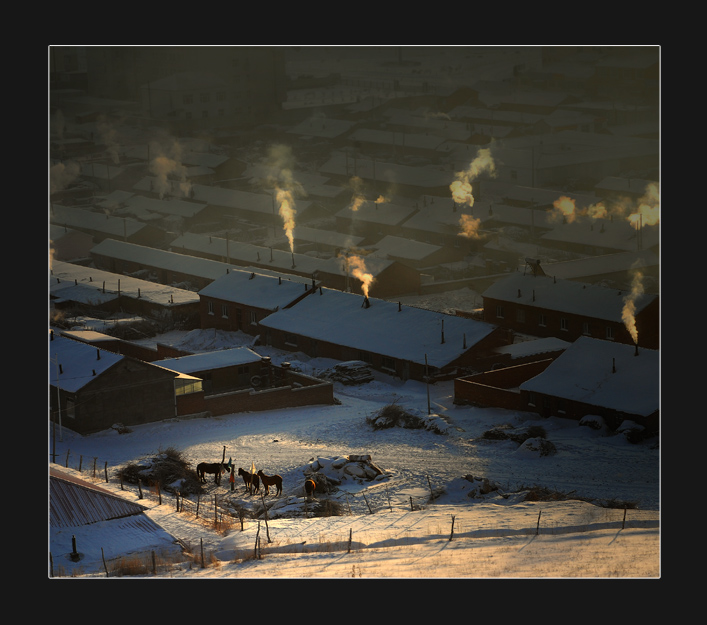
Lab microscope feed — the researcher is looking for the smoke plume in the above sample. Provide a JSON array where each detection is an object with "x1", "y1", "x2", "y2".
[
  {"x1": 451, "y1": 148, "x2": 496, "y2": 237},
  {"x1": 622, "y1": 263, "x2": 645, "y2": 345},
  {"x1": 50, "y1": 161, "x2": 81, "y2": 194},
  {"x1": 263, "y1": 145, "x2": 304, "y2": 253},
  {"x1": 342, "y1": 253, "x2": 375, "y2": 297},
  {"x1": 148, "y1": 138, "x2": 192, "y2": 199}
]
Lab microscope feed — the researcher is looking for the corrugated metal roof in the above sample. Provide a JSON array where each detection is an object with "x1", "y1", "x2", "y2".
[{"x1": 50, "y1": 468, "x2": 147, "y2": 528}]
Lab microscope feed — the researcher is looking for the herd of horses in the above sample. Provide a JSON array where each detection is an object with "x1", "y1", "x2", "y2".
[{"x1": 196, "y1": 462, "x2": 283, "y2": 496}]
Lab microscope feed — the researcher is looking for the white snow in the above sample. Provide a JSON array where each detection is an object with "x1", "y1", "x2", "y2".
[{"x1": 49, "y1": 327, "x2": 660, "y2": 579}]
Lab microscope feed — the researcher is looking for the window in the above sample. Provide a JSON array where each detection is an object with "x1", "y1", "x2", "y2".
[
  {"x1": 237, "y1": 365, "x2": 250, "y2": 386},
  {"x1": 217, "y1": 91, "x2": 227, "y2": 101},
  {"x1": 284, "y1": 333, "x2": 298, "y2": 347},
  {"x1": 495, "y1": 305, "x2": 504, "y2": 319},
  {"x1": 200, "y1": 93, "x2": 210, "y2": 103},
  {"x1": 66, "y1": 398, "x2": 76, "y2": 419},
  {"x1": 582, "y1": 322, "x2": 590, "y2": 336},
  {"x1": 560, "y1": 317, "x2": 569, "y2": 332},
  {"x1": 538, "y1": 313, "x2": 547, "y2": 327},
  {"x1": 606, "y1": 326, "x2": 615, "y2": 340},
  {"x1": 382, "y1": 356, "x2": 396, "y2": 371},
  {"x1": 175, "y1": 378, "x2": 203, "y2": 395},
  {"x1": 207, "y1": 301, "x2": 215, "y2": 315},
  {"x1": 202, "y1": 110, "x2": 209, "y2": 118},
  {"x1": 527, "y1": 392, "x2": 536, "y2": 407},
  {"x1": 249, "y1": 311, "x2": 257, "y2": 325},
  {"x1": 516, "y1": 308, "x2": 525, "y2": 323},
  {"x1": 221, "y1": 304, "x2": 229, "y2": 318},
  {"x1": 183, "y1": 94, "x2": 193, "y2": 105}
]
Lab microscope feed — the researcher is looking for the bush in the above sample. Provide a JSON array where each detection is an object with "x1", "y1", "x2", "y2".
[{"x1": 116, "y1": 446, "x2": 203, "y2": 495}]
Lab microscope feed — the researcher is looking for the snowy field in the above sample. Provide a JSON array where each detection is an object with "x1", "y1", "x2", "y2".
[{"x1": 49, "y1": 320, "x2": 660, "y2": 579}]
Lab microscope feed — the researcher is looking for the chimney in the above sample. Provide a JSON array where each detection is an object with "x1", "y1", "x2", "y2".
[
  {"x1": 635, "y1": 342, "x2": 639, "y2": 356},
  {"x1": 362, "y1": 296, "x2": 370, "y2": 308},
  {"x1": 517, "y1": 289, "x2": 521, "y2": 298},
  {"x1": 441, "y1": 319, "x2": 445, "y2": 344},
  {"x1": 612, "y1": 358, "x2": 616, "y2": 373},
  {"x1": 398, "y1": 301, "x2": 402, "y2": 312},
  {"x1": 97, "y1": 349, "x2": 101, "y2": 360}
]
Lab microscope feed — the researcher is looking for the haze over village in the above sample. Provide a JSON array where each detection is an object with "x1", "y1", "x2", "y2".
[{"x1": 48, "y1": 46, "x2": 660, "y2": 578}]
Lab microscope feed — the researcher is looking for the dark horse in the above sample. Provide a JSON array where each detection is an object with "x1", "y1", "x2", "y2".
[
  {"x1": 257, "y1": 469, "x2": 283, "y2": 496},
  {"x1": 197, "y1": 462, "x2": 229, "y2": 484},
  {"x1": 237, "y1": 468, "x2": 260, "y2": 494},
  {"x1": 304, "y1": 479, "x2": 316, "y2": 498}
]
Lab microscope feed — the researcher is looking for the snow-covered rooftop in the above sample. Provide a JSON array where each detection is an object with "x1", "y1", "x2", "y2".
[
  {"x1": 519, "y1": 336, "x2": 659, "y2": 417},
  {"x1": 158, "y1": 347, "x2": 262, "y2": 374},
  {"x1": 51, "y1": 260, "x2": 201, "y2": 307},
  {"x1": 482, "y1": 271, "x2": 656, "y2": 323},
  {"x1": 198, "y1": 268, "x2": 313, "y2": 310},
  {"x1": 259, "y1": 287, "x2": 497, "y2": 368}
]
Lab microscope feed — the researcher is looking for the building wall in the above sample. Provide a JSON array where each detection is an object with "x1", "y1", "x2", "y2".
[
  {"x1": 53, "y1": 359, "x2": 177, "y2": 435},
  {"x1": 482, "y1": 295, "x2": 659, "y2": 349},
  {"x1": 454, "y1": 359, "x2": 553, "y2": 409}
]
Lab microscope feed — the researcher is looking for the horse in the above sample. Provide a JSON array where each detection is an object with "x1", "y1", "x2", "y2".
[
  {"x1": 257, "y1": 469, "x2": 283, "y2": 496},
  {"x1": 304, "y1": 479, "x2": 316, "y2": 498},
  {"x1": 197, "y1": 462, "x2": 229, "y2": 484},
  {"x1": 238, "y1": 468, "x2": 260, "y2": 494}
]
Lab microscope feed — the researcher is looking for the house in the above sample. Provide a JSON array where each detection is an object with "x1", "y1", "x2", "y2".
[
  {"x1": 50, "y1": 466, "x2": 184, "y2": 577},
  {"x1": 366, "y1": 234, "x2": 454, "y2": 270},
  {"x1": 90, "y1": 238, "x2": 242, "y2": 291},
  {"x1": 50, "y1": 260, "x2": 201, "y2": 324},
  {"x1": 334, "y1": 199, "x2": 419, "y2": 243},
  {"x1": 258, "y1": 287, "x2": 506, "y2": 381},
  {"x1": 454, "y1": 335, "x2": 659, "y2": 433},
  {"x1": 157, "y1": 347, "x2": 265, "y2": 394},
  {"x1": 197, "y1": 268, "x2": 317, "y2": 335},
  {"x1": 50, "y1": 224, "x2": 94, "y2": 263},
  {"x1": 50, "y1": 204, "x2": 166, "y2": 247},
  {"x1": 49, "y1": 331, "x2": 199, "y2": 435},
  {"x1": 519, "y1": 336, "x2": 659, "y2": 431},
  {"x1": 481, "y1": 269, "x2": 659, "y2": 349},
  {"x1": 539, "y1": 219, "x2": 659, "y2": 256},
  {"x1": 319, "y1": 151, "x2": 454, "y2": 198},
  {"x1": 313, "y1": 253, "x2": 421, "y2": 298},
  {"x1": 169, "y1": 232, "x2": 417, "y2": 298}
]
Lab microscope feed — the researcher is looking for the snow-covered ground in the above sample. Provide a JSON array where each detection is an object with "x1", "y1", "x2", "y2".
[{"x1": 49, "y1": 320, "x2": 660, "y2": 579}]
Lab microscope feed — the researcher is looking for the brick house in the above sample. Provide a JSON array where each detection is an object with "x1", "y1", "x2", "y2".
[
  {"x1": 455, "y1": 336, "x2": 659, "y2": 433},
  {"x1": 481, "y1": 268, "x2": 659, "y2": 349},
  {"x1": 198, "y1": 268, "x2": 316, "y2": 336},
  {"x1": 259, "y1": 287, "x2": 506, "y2": 381}
]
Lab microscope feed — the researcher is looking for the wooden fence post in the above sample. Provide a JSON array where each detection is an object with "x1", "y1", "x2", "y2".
[
  {"x1": 348, "y1": 528, "x2": 352, "y2": 553},
  {"x1": 78, "y1": 455, "x2": 83, "y2": 472},
  {"x1": 449, "y1": 515, "x2": 455, "y2": 541},
  {"x1": 104, "y1": 461, "x2": 108, "y2": 483},
  {"x1": 622, "y1": 508, "x2": 627, "y2": 530},
  {"x1": 200, "y1": 537, "x2": 205, "y2": 568},
  {"x1": 536, "y1": 510, "x2": 542, "y2": 535}
]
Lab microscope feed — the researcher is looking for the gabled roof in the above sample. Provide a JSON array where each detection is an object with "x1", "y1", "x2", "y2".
[
  {"x1": 158, "y1": 347, "x2": 262, "y2": 374},
  {"x1": 49, "y1": 331, "x2": 125, "y2": 393},
  {"x1": 50, "y1": 467, "x2": 148, "y2": 528},
  {"x1": 198, "y1": 268, "x2": 313, "y2": 310},
  {"x1": 519, "y1": 336, "x2": 659, "y2": 417},
  {"x1": 482, "y1": 272, "x2": 657, "y2": 323},
  {"x1": 259, "y1": 287, "x2": 498, "y2": 369}
]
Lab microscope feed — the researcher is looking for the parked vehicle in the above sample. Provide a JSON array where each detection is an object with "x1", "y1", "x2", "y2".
[{"x1": 320, "y1": 360, "x2": 374, "y2": 385}]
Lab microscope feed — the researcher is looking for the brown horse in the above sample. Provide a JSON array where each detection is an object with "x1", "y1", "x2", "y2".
[
  {"x1": 197, "y1": 462, "x2": 229, "y2": 484},
  {"x1": 257, "y1": 469, "x2": 283, "y2": 496},
  {"x1": 304, "y1": 479, "x2": 316, "y2": 497},
  {"x1": 237, "y1": 468, "x2": 260, "y2": 494}
]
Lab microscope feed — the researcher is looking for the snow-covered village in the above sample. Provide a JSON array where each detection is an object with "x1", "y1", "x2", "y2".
[{"x1": 48, "y1": 46, "x2": 660, "y2": 580}]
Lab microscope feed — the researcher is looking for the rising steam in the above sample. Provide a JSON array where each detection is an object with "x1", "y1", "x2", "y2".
[
  {"x1": 622, "y1": 263, "x2": 645, "y2": 345},
  {"x1": 627, "y1": 182, "x2": 660, "y2": 228},
  {"x1": 452, "y1": 148, "x2": 496, "y2": 238},
  {"x1": 263, "y1": 145, "x2": 305, "y2": 253},
  {"x1": 341, "y1": 253, "x2": 375, "y2": 297},
  {"x1": 149, "y1": 138, "x2": 192, "y2": 199},
  {"x1": 50, "y1": 161, "x2": 81, "y2": 195}
]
